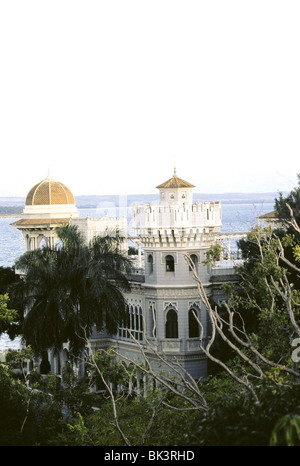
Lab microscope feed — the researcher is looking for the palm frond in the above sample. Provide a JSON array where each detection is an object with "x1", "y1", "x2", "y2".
[{"x1": 16, "y1": 224, "x2": 131, "y2": 356}]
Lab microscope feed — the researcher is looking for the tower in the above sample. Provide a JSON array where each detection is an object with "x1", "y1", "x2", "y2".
[
  {"x1": 12, "y1": 173, "x2": 79, "y2": 251},
  {"x1": 132, "y1": 168, "x2": 222, "y2": 378}
]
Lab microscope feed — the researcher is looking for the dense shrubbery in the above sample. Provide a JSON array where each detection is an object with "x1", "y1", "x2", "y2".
[{"x1": 0, "y1": 351, "x2": 299, "y2": 446}]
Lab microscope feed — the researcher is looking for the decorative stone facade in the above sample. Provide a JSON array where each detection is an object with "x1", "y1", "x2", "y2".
[{"x1": 87, "y1": 169, "x2": 229, "y2": 380}]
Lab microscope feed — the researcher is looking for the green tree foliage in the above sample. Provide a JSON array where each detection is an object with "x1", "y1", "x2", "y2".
[
  {"x1": 59, "y1": 361, "x2": 96, "y2": 418},
  {"x1": 270, "y1": 414, "x2": 300, "y2": 446},
  {"x1": 222, "y1": 222, "x2": 300, "y2": 364},
  {"x1": 0, "y1": 266, "x2": 23, "y2": 338},
  {"x1": 14, "y1": 225, "x2": 132, "y2": 356},
  {"x1": 87, "y1": 346, "x2": 133, "y2": 383},
  {"x1": 185, "y1": 377, "x2": 300, "y2": 446},
  {"x1": 1, "y1": 345, "x2": 299, "y2": 446},
  {"x1": 65, "y1": 412, "x2": 88, "y2": 446},
  {"x1": 0, "y1": 294, "x2": 18, "y2": 335},
  {"x1": 275, "y1": 173, "x2": 300, "y2": 223},
  {"x1": 203, "y1": 243, "x2": 224, "y2": 266},
  {"x1": 0, "y1": 348, "x2": 63, "y2": 446},
  {"x1": 0, "y1": 362, "x2": 29, "y2": 445},
  {"x1": 81, "y1": 393, "x2": 199, "y2": 446}
]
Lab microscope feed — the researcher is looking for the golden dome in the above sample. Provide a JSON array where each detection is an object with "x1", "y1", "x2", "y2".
[{"x1": 25, "y1": 178, "x2": 75, "y2": 206}]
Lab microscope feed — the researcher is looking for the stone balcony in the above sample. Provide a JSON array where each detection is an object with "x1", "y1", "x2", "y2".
[
  {"x1": 161, "y1": 338, "x2": 182, "y2": 353},
  {"x1": 161, "y1": 338, "x2": 205, "y2": 354}
]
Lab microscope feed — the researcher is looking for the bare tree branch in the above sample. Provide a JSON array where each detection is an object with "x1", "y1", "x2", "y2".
[
  {"x1": 185, "y1": 251, "x2": 299, "y2": 396},
  {"x1": 85, "y1": 342, "x2": 132, "y2": 446},
  {"x1": 112, "y1": 327, "x2": 208, "y2": 412}
]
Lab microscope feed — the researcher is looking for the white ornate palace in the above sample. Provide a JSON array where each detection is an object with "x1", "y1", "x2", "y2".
[{"x1": 12, "y1": 169, "x2": 241, "y2": 381}]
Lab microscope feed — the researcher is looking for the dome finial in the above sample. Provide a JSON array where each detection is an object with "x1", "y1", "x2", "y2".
[
  {"x1": 46, "y1": 164, "x2": 51, "y2": 180},
  {"x1": 173, "y1": 153, "x2": 177, "y2": 177}
]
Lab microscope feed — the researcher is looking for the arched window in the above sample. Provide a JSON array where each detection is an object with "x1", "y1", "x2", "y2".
[
  {"x1": 166, "y1": 255, "x2": 175, "y2": 272},
  {"x1": 39, "y1": 237, "x2": 47, "y2": 249},
  {"x1": 149, "y1": 304, "x2": 156, "y2": 338},
  {"x1": 148, "y1": 254, "x2": 153, "y2": 274},
  {"x1": 166, "y1": 309, "x2": 178, "y2": 338},
  {"x1": 119, "y1": 303, "x2": 143, "y2": 341},
  {"x1": 39, "y1": 351, "x2": 51, "y2": 374},
  {"x1": 129, "y1": 305, "x2": 134, "y2": 335},
  {"x1": 134, "y1": 305, "x2": 142, "y2": 340},
  {"x1": 189, "y1": 309, "x2": 200, "y2": 338},
  {"x1": 189, "y1": 254, "x2": 198, "y2": 271},
  {"x1": 139, "y1": 307, "x2": 143, "y2": 341}
]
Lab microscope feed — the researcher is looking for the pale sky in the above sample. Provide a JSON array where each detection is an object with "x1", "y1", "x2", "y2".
[{"x1": 0, "y1": 0, "x2": 299, "y2": 197}]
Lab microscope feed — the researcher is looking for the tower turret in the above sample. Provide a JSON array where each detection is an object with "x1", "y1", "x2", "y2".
[
  {"x1": 12, "y1": 173, "x2": 79, "y2": 251},
  {"x1": 156, "y1": 167, "x2": 195, "y2": 207},
  {"x1": 131, "y1": 169, "x2": 222, "y2": 379}
]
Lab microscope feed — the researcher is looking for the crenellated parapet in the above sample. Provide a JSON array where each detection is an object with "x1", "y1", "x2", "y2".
[{"x1": 133, "y1": 201, "x2": 221, "y2": 249}]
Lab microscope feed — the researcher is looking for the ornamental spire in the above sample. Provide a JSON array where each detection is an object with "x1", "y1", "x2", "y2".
[{"x1": 46, "y1": 164, "x2": 51, "y2": 180}]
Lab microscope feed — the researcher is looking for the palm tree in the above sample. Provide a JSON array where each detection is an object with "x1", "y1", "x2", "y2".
[{"x1": 14, "y1": 224, "x2": 132, "y2": 356}]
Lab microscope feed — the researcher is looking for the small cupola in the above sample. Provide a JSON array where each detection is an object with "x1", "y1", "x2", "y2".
[{"x1": 156, "y1": 167, "x2": 195, "y2": 205}]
